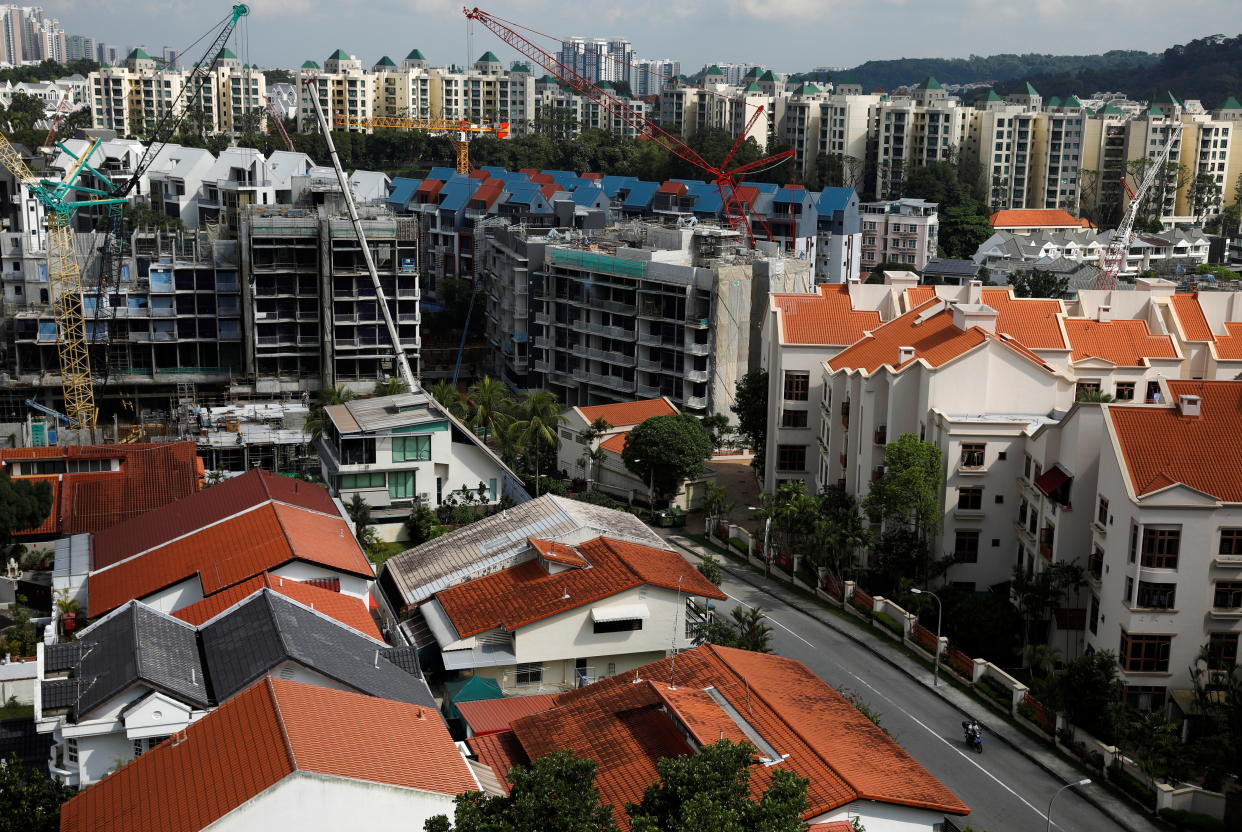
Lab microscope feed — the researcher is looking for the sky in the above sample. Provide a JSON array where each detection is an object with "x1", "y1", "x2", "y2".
[{"x1": 47, "y1": 0, "x2": 1242, "y2": 75}]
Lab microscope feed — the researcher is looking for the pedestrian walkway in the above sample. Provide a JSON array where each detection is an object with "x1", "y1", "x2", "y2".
[{"x1": 664, "y1": 532, "x2": 1162, "y2": 832}]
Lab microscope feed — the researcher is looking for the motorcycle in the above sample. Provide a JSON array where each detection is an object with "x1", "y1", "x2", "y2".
[{"x1": 962, "y1": 721, "x2": 983, "y2": 753}]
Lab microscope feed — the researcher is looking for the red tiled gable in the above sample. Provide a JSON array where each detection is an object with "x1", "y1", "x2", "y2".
[
  {"x1": 905, "y1": 285, "x2": 936, "y2": 307},
  {"x1": 457, "y1": 692, "x2": 560, "y2": 736},
  {"x1": 0, "y1": 441, "x2": 200, "y2": 539},
  {"x1": 435, "y1": 536, "x2": 725, "y2": 638},
  {"x1": 772, "y1": 284, "x2": 881, "y2": 345},
  {"x1": 989, "y1": 208, "x2": 1087, "y2": 228},
  {"x1": 827, "y1": 300, "x2": 987, "y2": 374},
  {"x1": 467, "y1": 730, "x2": 528, "y2": 791},
  {"x1": 528, "y1": 537, "x2": 588, "y2": 568},
  {"x1": 468, "y1": 169, "x2": 490, "y2": 180},
  {"x1": 809, "y1": 824, "x2": 857, "y2": 832},
  {"x1": 59, "y1": 678, "x2": 475, "y2": 832},
  {"x1": 91, "y1": 468, "x2": 338, "y2": 570},
  {"x1": 469, "y1": 177, "x2": 504, "y2": 209},
  {"x1": 172, "y1": 573, "x2": 382, "y2": 640},
  {"x1": 577, "y1": 398, "x2": 678, "y2": 428},
  {"x1": 1170, "y1": 293, "x2": 1214, "y2": 342},
  {"x1": 1064, "y1": 319, "x2": 1177, "y2": 366},
  {"x1": 529, "y1": 173, "x2": 553, "y2": 185},
  {"x1": 732, "y1": 185, "x2": 758, "y2": 208},
  {"x1": 1110, "y1": 380, "x2": 1242, "y2": 502},
  {"x1": 415, "y1": 179, "x2": 444, "y2": 201},
  {"x1": 599, "y1": 431, "x2": 628, "y2": 454},
  {"x1": 539, "y1": 183, "x2": 561, "y2": 199},
  {"x1": 657, "y1": 180, "x2": 687, "y2": 195},
  {"x1": 979, "y1": 288, "x2": 1066, "y2": 349},
  {"x1": 88, "y1": 502, "x2": 373, "y2": 616},
  {"x1": 581, "y1": 171, "x2": 603, "y2": 180},
  {"x1": 1212, "y1": 322, "x2": 1242, "y2": 360},
  {"x1": 505, "y1": 645, "x2": 967, "y2": 830}
]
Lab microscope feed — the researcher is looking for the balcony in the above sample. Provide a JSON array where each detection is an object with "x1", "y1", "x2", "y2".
[
  {"x1": 637, "y1": 383, "x2": 662, "y2": 398},
  {"x1": 684, "y1": 395, "x2": 707, "y2": 410},
  {"x1": 684, "y1": 368, "x2": 709, "y2": 383},
  {"x1": 684, "y1": 341, "x2": 709, "y2": 356},
  {"x1": 586, "y1": 372, "x2": 636, "y2": 393}
]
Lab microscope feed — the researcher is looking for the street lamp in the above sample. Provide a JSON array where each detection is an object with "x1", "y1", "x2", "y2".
[
  {"x1": 910, "y1": 587, "x2": 942, "y2": 687},
  {"x1": 1045, "y1": 779, "x2": 1091, "y2": 832},
  {"x1": 747, "y1": 506, "x2": 772, "y2": 578}
]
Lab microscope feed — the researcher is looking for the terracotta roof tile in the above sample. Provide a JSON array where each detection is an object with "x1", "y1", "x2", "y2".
[
  {"x1": 1170, "y1": 293, "x2": 1214, "y2": 341},
  {"x1": 172, "y1": 573, "x2": 382, "y2": 639},
  {"x1": 577, "y1": 398, "x2": 678, "y2": 428},
  {"x1": 0, "y1": 442, "x2": 200, "y2": 539},
  {"x1": 1109, "y1": 381, "x2": 1242, "y2": 502},
  {"x1": 827, "y1": 300, "x2": 988, "y2": 374},
  {"x1": 88, "y1": 502, "x2": 373, "y2": 616},
  {"x1": 905, "y1": 285, "x2": 936, "y2": 307},
  {"x1": 467, "y1": 730, "x2": 528, "y2": 791},
  {"x1": 457, "y1": 692, "x2": 560, "y2": 736},
  {"x1": 989, "y1": 208, "x2": 1087, "y2": 228},
  {"x1": 1213, "y1": 322, "x2": 1242, "y2": 360},
  {"x1": 599, "y1": 431, "x2": 628, "y2": 454},
  {"x1": 60, "y1": 678, "x2": 474, "y2": 832},
  {"x1": 1064, "y1": 319, "x2": 1178, "y2": 366},
  {"x1": 435, "y1": 536, "x2": 725, "y2": 638},
  {"x1": 528, "y1": 537, "x2": 588, "y2": 568},
  {"x1": 979, "y1": 288, "x2": 1066, "y2": 349},
  {"x1": 772, "y1": 284, "x2": 881, "y2": 345}
]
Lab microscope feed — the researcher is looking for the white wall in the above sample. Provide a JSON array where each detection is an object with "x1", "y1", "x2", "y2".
[
  {"x1": 136, "y1": 576, "x2": 204, "y2": 615},
  {"x1": 269, "y1": 561, "x2": 373, "y2": 600},
  {"x1": 810, "y1": 799, "x2": 952, "y2": 832}
]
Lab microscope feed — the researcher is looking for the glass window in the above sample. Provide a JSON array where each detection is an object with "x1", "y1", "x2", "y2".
[
  {"x1": 1214, "y1": 581, "x2": 1242, "y2": 609},
  {"x1": 961, "y1": 443, "x2": 985, "y2": 468},
  {"x1": 781, "y1": 409, "x2": 808, "y2": 428},
  {"x1": 393, "y1": 435, "x2": 431, "y2": 462},
  {"x1": 1141, "y1": 527, "x2": 1180, "y2": 569},
  {"x1": 388, "y1": 470, "x2": 415, "y2": 500},
  {"x1": 341, "y1": 438, "x2": 376, "y2": 465},
  {"x1": 776, "y1": 445, "x2": 806, "y2": 472},
  {"x1": 515, "y1": 662, "x2": 543, "y2": 685},
  {"x1": 1097, "y1": 497, "x2": 1109, "y2": 526},
  {"x1": 1114, "y1": 382, "x2": 1135, "y2": 401},
  {"x1": 954, "y1": 529, "x2": 980, "y2": 562},
  {"x1": 1119, "y1": 631, "x2": 1171, "y2": 673},
  {"x1": 1219, "y1": 529, "x2": 1242, "y2": 556},
  {"x1": 1136, "y1": 581, "x2": 1176, "y2": 609},
  {"x1": 593, "y1": 618, "x2": 642, "y2": 634},
  {"x1": 958, "y1": 487, "x2": 983, "y2": 510},
  {"x1": 340, "y1": 472, "x2": 385, "y2": 489},
  {"x1": 783, "y1": 371, "x2": 809, "y2": 401},
  {"x1": 1207, "y1": 632, "x2": 1239, "y2": 671}
]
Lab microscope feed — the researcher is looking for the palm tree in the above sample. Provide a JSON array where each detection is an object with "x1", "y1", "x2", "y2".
[
  {"x1": 575, "y1": 417, "x2": 612, "y2": 487},
  {"x1": 466, "y1": 376, "x2": 514, "y2": 450},
  {"x1": 729, "y1": 605, "x2": 773, "y2": 653},
  {"x1": 374, "y1": 377, "x2": 408, "y2": 396},
  {"x1": 429, "y1": 380, "x2": 467, "y2": 419},
  {"x1": 303, "y1": 385, "x2": 357, "y2": 442},
  {"x1": 509, "y1": 390, "x2": 565, "y2": 492}
]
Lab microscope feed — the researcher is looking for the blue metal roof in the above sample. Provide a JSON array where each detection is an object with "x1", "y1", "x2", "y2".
[
  {"x1": 493, "y1": 171, "x2": 532, "y2": 186},
  {"x1": 774, "y1": 187, "x2": 813, "y2": 204},
  {"x1": 504, "y1": 181, "x2": 545, "y2": 206},
  {"x1": 599, "y1": 175, "x2": 638, "y2": 198},
  {"x1": 570, "y1": 186, "x2": 607, "y2": 207},
  {"x1": 387, "y1": 177, "x2": 423, "y2": 207},
  {"x1": 481, "y1": 166, "x2": 508, "y2": 175},
  {"x1": 748, "y1": 182, "x2": 780, "y2": 195},
  {"x1": 816, "y1": 187, "x2": 855, "y2": 213},
  {"x1": 425, "y1": 166, "x2": 459, "y2": 181},
  {"x1": 622, "y1": 180, "x2": 660, "y2": 208},
  {"x1": 691, "y1": 190, "x2": 723, "y2": 214},
  {"x1": 540, "y1": 169, "x2": 579, "y2": 186},
  {"x1": 437, "y1": 179, "x2": 481, "y2": 212}
]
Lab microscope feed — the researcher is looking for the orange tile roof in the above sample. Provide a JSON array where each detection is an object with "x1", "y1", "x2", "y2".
[
  {"x1": 577, "y1": 398, "x2": 678, "y2": 428},
  {"x1": 1064, "y1": 319, "x2": 1178, "y2": 366},
  {"x1": 0, "y1": 441, "x2": 201, "y2": 539},
  {"x1": 979, "y1": 288, "x2": 1066, "y2": 349},
  {"x1": 599, "y1": 431, "x2": 629, "y2": 454},
  {"x1": 1213, "y1": 322, "x2": 1242, "y2": 360},
  {"x1": 504, "y1": 645, "x2": 967, "y2": 830},
  {"x1": 1110, "y1": 381, "x2": 1242, "y2": 502},
  {"x1": 809, "y1": 824, "x2": 857, "y2": 832},
  {"x1": 88, "y1": 502, "x2": 374, "y2": 616},
  {"x1": 827, "y1": 300, "x2": 988, "y2": 373},
  {"x1": 457, "y1": 692, "x2": 560, "y2": 736},
  {"x1": 989, "y1": 208, "x2": 1088, "y2": 228},
  {"x1": 772, "y1": 284, "x2": 881, "y2": 345},
  {"x1": 905, "y1": 285, "x2": 936, "y2": 307},
  {"x1": 466, "y1": 730, "x2": 527, "y2": 792},
  {"x1": 60, "y1": 678, "x2": 476, "y2": 832},
  {"x1": 172, "y1": 573, "x2": 382, "y2": 640},
  {"x1": 434, "y1": 536, "x2": 725, "y2": 638},
  {"x1": 528, "y1": 537, "x2": 588, "y2": 568},
  {"x1": 1169, "y1": 293, "x2": 1214, "y2": 342}
]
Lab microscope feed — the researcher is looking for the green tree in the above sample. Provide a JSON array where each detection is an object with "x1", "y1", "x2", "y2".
[
  {"x1": 122, "y1": 201, "x2": 185, "y2": 233},
  {"x1": 2, "y1": 92, "x2": 47, "y2": 132},
  {"x1": 626, "y1": 739, "x2": 808, "y2": 832},
  {"x1": 1010, "y1": 561, "x2": 1085, "y2": 648},
  {"x1": 373, "y1": 377, "x2": 408, "y2": 396},
  {"x1": 1056, "y1": 650, "x2": 1124, "y2": 743},
  {"x1": 0, "y1": 473, "x2": 53, "y2": 544},
  {"x1": 939, "y1": 203, "x2": 994, "y2": 259},
  {"x1": 404, "y1": 503, "x2": 439, "y2": 546},
  {"x1": 696, "y1": 553, "x2": 723, "y2": 587},
  {"x1": 727, "y1": 605, "x2": 773, "y2": 653},
  {"x1": 1009, "y1": 268, "x2": 1070, "y2": 299},
  {"x1": 699, "y1": 412, "x2": 730, "y2": 449},
  {"x1": 621, "y1": 414, "x2": 714, "y2": 507},
  {"x1": 425, "y1": 750, "x2": 617, "y2": 832},
  {"x1": 302, "y1": 385, "x2": 356, "y2": 442},
  {"x1": 1120, "y1": 709, "x2": 1185, "y2": 784},
  {"x1": 1076, "y1": 389, "x2": 1114, "y2": 403},
  {"x1": 465, "y1": 375, "x2": 514, "y2": 450},
  {"x1": 701, "y1": 484, "x2": 733, "y2": 524},
  {"x1": 262, "y1": 68, "x2": 295, "y2": 85},
  {"x1": 508, "y1": 390, "x2": 565, "y2": 487},
  {"x1": 575, "y1": 417, "x2": 612, "y2": 487},
  {"x1": 1185, "y1": 653, "x2": 1242, "y2": 789},
  {"x1": 864, "y1": 434, "x2": 943, "y2": 592},
  {"x1": 730, "y1": 370, "x2": 768, "y2": 476},
  {"x1": 429, "y1": 380, "x2": 467, "y2": 419},
  {"x1": 0, "y1": 753, "x2": 74, "y2": 832},
  {"x1": 345, "y1": 493, "x2": 373, "y2": 540}
]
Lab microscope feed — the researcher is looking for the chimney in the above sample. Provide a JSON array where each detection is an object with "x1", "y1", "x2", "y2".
[
  {"x1": 1178, "y1": 394, "x2": 1201, "y2": 417},
  {"x1": 882, "y1": 270, "x2": 919, "y2": 290},
  {"x1": 1097, "y1": 304, "x2": 1112, "y2": 323},
  {"x1": 897, "y1": 346, "x2": 916, "y2": 364},
  {"x1": 1135, "y1": 276, "x2": 1176, "y2": 297},
  {"x1": 967, "y1": 279, "x2": 983, "y2": 305},
  {"x1": 951, "y1": 303, "x2": 998, "y2": 334}
]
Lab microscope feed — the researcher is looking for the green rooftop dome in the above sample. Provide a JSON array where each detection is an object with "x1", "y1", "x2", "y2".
[
  {"x1": 758, "y1": 70, "x2": 776, "y2": 82},
  {"x1": 375, "y1": 55, "x2": 396, "y2": 67},
  {"x1": 217, "y1": 47, "x2": 236, "y2": 60},
  {"x1": 537, "y1": 74, "x2": 556, "y2": 84},
  {"x1": 1064, "y1": 95, "x2": 1083, "y2": 108},
  {"x1": 837, "y1": 70, "x2": 860, "y2": 85},
  {"x1": 327, "y1": 49, "x2": 350, "y2": 61},
  {"x1": 916, "y1": 76, "x2": 943, "y2": 91},
  {"x1": 597, "y1": 80, "x2": 614, "y2": 89},
  {"x1": 1100, "y1": 103, "x2": 1123, "y2": 115},
  {"x1": 743, "y1": 66, "x2": 761, "y2": 79},
  {"x1": 126, "y1": 47, "x2": 153, "y2": 61},
  {"x1": 511, "y1": 63, "x2": 531, "y2": 74},
  {"x1": 406, "y1": 48, "x2": 425, "y2": 60},
  {"x1": 478, "y1": 51, "x2": 500, "y2": 63},
  {"x1": 1147, "y1": 103, "x2": 1164, "y2": 116},
  {"x1": 705, "y1": 65, "x2": 723, "y2": 75},
  {"x1": 1154, "y1": 90, "x2": 1180, "y2": 105},
  {"x1": 743, "y1": 81, "x2": 762, "y2": 93},
  {"x1": 1218, "y1": 95, "x2": 1242, "y2": 111},
  {"x1": 796, "y1": 83, "x2": 821, "y2": 95},
  {"x1": 1046, "y1": 95, "x2": 1062, "y2": 107},
  {"x1": 301, "y1": 60, "x2": 320, "y2": 69}
]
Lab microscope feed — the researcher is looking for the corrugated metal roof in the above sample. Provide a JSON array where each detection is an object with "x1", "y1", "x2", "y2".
[{"x1": 457, "y1": 692, "x2": 559, "y2": 736}]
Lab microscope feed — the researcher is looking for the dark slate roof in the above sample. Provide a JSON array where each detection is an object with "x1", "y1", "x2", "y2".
[
  {"x1": 40, "y1": 679, "x2": 78, "y2": 711},
  {"x1": 43, "y1": 642, "x2": 86, "y2": 674},
  {"x1": 73, "y1": 602, "x2": 209, "y2": 718},
  {"x1": 200, "y1": 591, "x2": 434, "y2": 708},
  {"x1": 0, "y1": 717, "x2": 54, "y2": 770},
  {"x1": 382, "y1": 646, "x2": 422, "y2": 676},
  {"x1": 923, "y1": 257, "x2": 981, "y2": 277}
]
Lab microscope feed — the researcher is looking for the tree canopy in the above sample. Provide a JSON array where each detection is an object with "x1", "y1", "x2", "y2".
[
  {"x1": 0, "y1": 753, "x2": 75, "y2": 832},
  {"x1": 0, "y1": 474, "x2": 53, "y2": 543},
  {"x1": 1009, "y1": 269, "x2": 1070, "y2": 299},
  {"x1": 730, "y1": 370, "x2": 768, "y2": 476},
  {"x1": 621, "y1": 414, "x2": 714, "y2": 505}
]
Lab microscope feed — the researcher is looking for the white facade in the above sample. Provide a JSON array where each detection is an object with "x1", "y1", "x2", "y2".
[{"x1": 860, "y1": 199, "x2": 938, "y2": 272}]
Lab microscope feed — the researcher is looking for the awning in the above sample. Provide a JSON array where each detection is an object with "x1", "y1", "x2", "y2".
[
  {"x1": 591, "y1": 603, "x2": 650, "y2": 623},
  {"x1": 1034, "y1": 464, "x2": 1073, "y2": 507}
]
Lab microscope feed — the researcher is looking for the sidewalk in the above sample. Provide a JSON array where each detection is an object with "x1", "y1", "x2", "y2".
[{"x1": 664, "y1": 532, "x2": 1161, "y2": 832}]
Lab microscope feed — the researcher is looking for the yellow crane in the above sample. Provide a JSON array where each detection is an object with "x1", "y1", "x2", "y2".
[{"x1": 332, "y1": 114, "x2": 509, "y2": 175}]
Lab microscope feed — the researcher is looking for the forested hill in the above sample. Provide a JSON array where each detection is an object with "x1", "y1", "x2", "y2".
[
  {"x1": 798, "y1": 50, "x2": 1156, "y2": 90},
  {"x1": 991, "y1": 34, "x2": 1242, "y2": 108}
]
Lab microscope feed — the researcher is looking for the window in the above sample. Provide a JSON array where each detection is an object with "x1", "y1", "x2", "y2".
[
  {"x1": 593, "y1": 618, "x2": 643, "y2": 634},
  {"x1": 776, "y1": 445, "x2": 806, "y2": 472},
  {"x1": 1089, "y1": 546, "x2": 1104, "y2": 580},
  {"x1": 1128, "y1": 522, "x2": 1138, "y2": 563},
  {"x1": 1119, "y1": 631, "x2": 1172, "y2": 673},
  {"x1": 1220, "y1": 529, "x2": 1242, "y2": 556},
  {"x1": 388, "y1": 470, "x2": 415, "y2": 500},
  {"x1": 961, "y1": 443, "x2": 985, "y2": 468},
  {"x1": 66, "y1": 739, "x2": 78, "y2": 764},
  {"x1": 1018, "y1": 499, "x2": 1029, "y2": 526},
  {"x1": 515, "y1": 662, "x2": 543, "y2": 685},
  {"x1": 1214, "y1": 581, "x2": 1242, "y2": 609},
  {"x1": 954, "y1": 529, "x2": 980, "y2": 563},
  {"x1": 393, "y1": 435, "x2": 431, "y2": 462},
  {"x1": 1206, "y1": 632, "x2": 1239, "y2": 671},
  {"x1": 341, "y1": 437, "x2": 376, "y2": 465},
  {"x1": 1089, "y1": 594, "x2": 1100, "y2": 635},
  {"x1": 1097, "y1": 497, "x2": 1109, "y2": 527},
  {"x1": 1123, "y1": 685, "x2": 1166, "y2": 710},
  {"x1": 1114, "y1": 382, "x2": 1135, "y2": 401},
  {"x1": 340, "y1": 472, "x2": 385, "y2": 489},
  {"x1": 1141, "y1": 527, "x2": 1180, "y2": 569},
  {"x1": 783, "y1": 371, "x2": 809, "y2": 401},
  {"x1": 957, "y1": 487, "x2": 983, "y2": 510},
  {"x1": 781, "y1": 409, "x2": 808, "y2": 428},
  {"x1": 1136, "y1": 581, "x2": 1176, "y2": 609}
]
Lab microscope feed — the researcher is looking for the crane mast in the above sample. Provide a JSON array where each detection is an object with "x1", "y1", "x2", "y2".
[
  {"x1": 333, "y1": 115, "x2": 509, "y2": 175},
  {"x1": 1093, "y1": 121, "x2": 1183, "y2": 291},
  {"x1": 303, "y1": 79, "x2": 418, "y2": 392}
]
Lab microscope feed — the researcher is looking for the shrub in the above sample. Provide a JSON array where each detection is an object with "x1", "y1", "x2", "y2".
[
  {"x1": 1158, "y1": 808, "x2": 1225, "y2": 831},
  {"x1": 728, "y1": 538, "x2": 749, "y2": 555},
  {"x1": 1107, "y1": 764, "x2": 1156, "y2": 811},
  {"x1": 873, "y1": 611, "x2": 904, "y2": 637},
  {"x1": 975, "y1": 675, "x2": 1011, "y2": 708}
]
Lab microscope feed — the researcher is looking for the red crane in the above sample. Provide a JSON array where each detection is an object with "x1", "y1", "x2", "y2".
[{"x1": 463, "y1": 7, "x2": 794, "y2": 247}]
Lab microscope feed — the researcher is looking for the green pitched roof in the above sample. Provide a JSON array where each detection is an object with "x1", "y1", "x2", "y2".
[
  {"x1": 1100, "y1": 103, "x2": 1123, "y2": 115},
  {"x1": 328, "y1": 49, "x2": 351, "y2": 60},
  {"x1": 1046, "y1": 95, "x2": 1062, "y2": 107},
  {"x1": 126, "y1": 48, "x2": 153, "y2": 61},
  {"x1": 1064, "y1": 95, "x2": 1082, "y2": 108},
  {"x1": 743, "y1": 66, "x2": 761, "y2": 79},
  {"x1": 796, "y1": 83, "x2": 821, "y2": 95},
  {"x1": 478, "y1": 51, "x2": 500, "y2": 63},
  {"x1": 1023, "y1": 82, "x2": 1040, "y2": 97},
  {"x1": 758, "y1": 70, "x2": 776, "y2": 82},
  {"x1": 743, "y1": 81, "x2": 762, "y2": 93},
  {"x1": 511, "y1": 63, "x2": 531, "y2": 74},
  {"x1": 1218, "y1": 95, "x2": 1242, "y2": 111},
  {"x1": 217, "y1": 47, "x2": 236, "y2": 60},
  {"x1": 537, "y1": 75, "x2": 556, "y2": 84},
  {"x1": 916, "y1": 76, "x2": 942, "y2": 90},
  {"x1": 837, "y1": 71, "x2": 859, "y2": 85},
  {"x1": 788, "y1": 73, "x2": 803, "y2": 82},
  {"x1": 375, "y1": 56, "x2": 396, "y2": 67},
  {"x1": 301, "y1": 60, "x2": 320, "y2": 69},
  {"x1": 1154, "y1": 90, "x2": 1179, "y2": 105},
  {"x1": 406, "y1": 48, "x2": 425, "y2": 60},
  {"x1": 982, "y1": 90, "x2": 1002, "y2": 102},
  {"x1": 1147, "y1": 103, "x2": 1164, "y2": 116},
  {"x1": 705, "y1": 65, "x2": 723, "y2": 75},
  {"x1": 597, "y1": 80, "x2": 614, "y2": 89}
]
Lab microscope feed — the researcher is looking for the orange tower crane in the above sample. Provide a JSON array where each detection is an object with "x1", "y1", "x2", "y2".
[{"x1": 333, "y1": 115, "x2": 509, "y2": 174}]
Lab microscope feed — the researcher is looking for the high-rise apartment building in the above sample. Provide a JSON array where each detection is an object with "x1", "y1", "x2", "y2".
[
  {"x1": 65, "y1": 34, "x2": 95, "y2": 62},
  {"x1": 632, "y1": 58, "x2": 679, "y2": 96}
]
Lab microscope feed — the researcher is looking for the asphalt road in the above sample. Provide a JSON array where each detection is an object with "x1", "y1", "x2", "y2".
[{"x1": 714, "y1": 572, "x2": 1134, "y2": 832}]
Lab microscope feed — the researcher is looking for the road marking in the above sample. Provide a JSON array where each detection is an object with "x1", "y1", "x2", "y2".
[{"x1": 723, "y1": 590, "x2": 1062, "y2": 828}]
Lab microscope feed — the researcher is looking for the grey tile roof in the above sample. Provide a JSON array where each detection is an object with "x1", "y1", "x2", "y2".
[
  {"x1": 43, "y1": 642, "x2": 86, "y2": 675},
  {"x1": 200, "y1": 591, "x2": 435, "y2": 708},
  {"x1": 40, "y1": 679, "x2": 78, "y2": 711},
  {"x1": 378, "y1": 494, "x2": 669, "y2": 611},
  {"x1": 923, "y1": 258, "x2": 980, "y2": 277}
]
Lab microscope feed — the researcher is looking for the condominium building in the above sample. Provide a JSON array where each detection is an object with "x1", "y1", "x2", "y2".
[
  {"x1": 859, "y1": 198, "x2": 939, "y2": 272},
  {"x1": 632, "y1": 58, "x2": 679, "y2": 96},
  {"x1": 871, "y1": 78, "x2": 972, "y2": 198},
  {"x1": 0, "y1": 5, "x2": 64, "y2": 64}
]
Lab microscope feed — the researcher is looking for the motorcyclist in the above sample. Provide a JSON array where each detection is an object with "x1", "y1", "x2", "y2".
[{"x1": 962, "y1": 719, "x2": 982, "y2": 750}]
